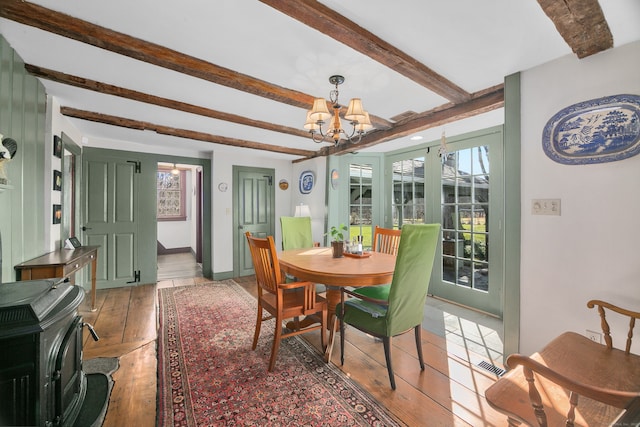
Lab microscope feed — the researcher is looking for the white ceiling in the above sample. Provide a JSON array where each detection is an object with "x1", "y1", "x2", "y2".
[{"x1": 1, "y1": 0, "x2": 639, "y2": 160}]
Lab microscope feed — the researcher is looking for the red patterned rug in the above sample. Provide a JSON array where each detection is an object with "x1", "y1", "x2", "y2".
[{"x1": 157, "y1": 280, "x2": 402, "y2": 426}]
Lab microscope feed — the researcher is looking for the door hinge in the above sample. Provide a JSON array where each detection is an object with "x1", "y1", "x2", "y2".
[
  {"x1": 263, "y1": 175, "x2": 273, "y2": 186},
  {"x1": 126, "y1": 270, "x2": 141, "y2": 283},
  {"x1": 127, "y1": 160, "x2": 141, "y2": 173}
]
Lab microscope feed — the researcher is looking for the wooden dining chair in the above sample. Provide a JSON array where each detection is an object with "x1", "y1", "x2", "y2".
[
  {"x1": 245, "y1": 232, "x2": 327, "y2": 371},
  {"x1": 372, "y1": 225, "x2": 402, "y2": 255},
  {"x1": 351, "y1": 225, "x2": 402, "y2": 301},
  {"x1": 336, "y1": 223, "x2": 440, "y2": 389}
]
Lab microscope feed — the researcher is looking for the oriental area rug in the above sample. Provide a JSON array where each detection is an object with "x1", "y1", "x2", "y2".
[{"x1": 157, "y1": 280, "x2": 402, "y2": 426}]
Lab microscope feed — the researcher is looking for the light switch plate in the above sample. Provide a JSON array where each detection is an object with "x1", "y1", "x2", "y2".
[{"x1": 531, "y1": 199, "x2": 561, "y2": 215}]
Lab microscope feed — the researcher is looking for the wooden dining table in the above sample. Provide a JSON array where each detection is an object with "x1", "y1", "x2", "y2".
[{"x1": 278, "y1": 247, "x2": 396, "y2": 361}]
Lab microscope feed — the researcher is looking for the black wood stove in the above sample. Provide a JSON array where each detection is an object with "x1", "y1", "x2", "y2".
[{"x1": 0, "y1": 279, "x2": 100, "y2": 426}]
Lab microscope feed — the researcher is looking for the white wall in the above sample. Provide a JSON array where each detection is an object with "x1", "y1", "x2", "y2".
[{"x1": 520, "y1": 40, "x2": 640, "y2": 355}]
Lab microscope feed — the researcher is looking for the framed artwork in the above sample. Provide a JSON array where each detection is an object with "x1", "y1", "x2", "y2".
[
  {"x1": 52, "y1": 204, "x2": 61, "y2": 224},
  {"x1": 542, "y1": 94, "x2": 640, "y2": 165},
  {"x1": 157, "y1": 169, "x2": 186, "y2": 221},
  {"x1": 53, "y1": 135, "x2": 62, "y2": 158},
  {"x1": 53, "y1": 170, "x2": 62, "y2": 191}
]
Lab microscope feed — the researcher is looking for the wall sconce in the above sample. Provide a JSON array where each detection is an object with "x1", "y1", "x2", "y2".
[{"x1": 294, "y1": 203, "x2": 311, "y2": 218}]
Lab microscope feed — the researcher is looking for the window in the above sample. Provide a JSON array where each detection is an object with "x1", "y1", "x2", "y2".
[
  {"x1": 349, "y1": 163, "x2": 374, "y2": 248},
  {"x1": 157, "y1": 169, "x2": 186, "y2": 221},
  {"x1": 391, "y1": 157, "x2": 425, "y2": 228}
]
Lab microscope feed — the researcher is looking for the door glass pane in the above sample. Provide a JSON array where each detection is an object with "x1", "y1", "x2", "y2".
[
  {"x1": 391, "y1": 157, "x2": 425, "y2": 230},
  {"x1": 349, "y1": 164, "x2": 373, "y2": 249},
  {"x1": 441, "y1": 146, "x2": 490, "y2": 292}
]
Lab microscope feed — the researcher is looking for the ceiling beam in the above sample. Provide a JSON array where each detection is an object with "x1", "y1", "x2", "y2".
[
  {"x1": 260, "y1": 0, "x2": 472, "y2": 104},
  {"x1": 25, "y1": 64, "x2": 310, "y2": 139},
  {"x1": 313, "y1": 85, "x2": 504, "y2": 158},
  {"x1": 60, "y1": 107, "x2": 317, "y2": 157},
  {"x1": 0, "y1": 0, "x2": 308, "y2": 108},
  {"x1": 0, "y1": 0, "x2": 391, "y2": 129},
  {"x1": 536, "y1": 0, "x2": 613, "y2": 58}
]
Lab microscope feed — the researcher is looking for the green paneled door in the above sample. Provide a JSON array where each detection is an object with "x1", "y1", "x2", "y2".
[
  {"x1": 234, "y1": 166, "x2": 275, "y2": 277},
  {"x1": 83, "y1": 154, "x2": 139, "y2": 288}
]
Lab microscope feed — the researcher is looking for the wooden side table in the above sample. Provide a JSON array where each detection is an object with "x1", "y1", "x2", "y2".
[{"x1": 15, "y1": 246, "x2": 100, "y2": 311}]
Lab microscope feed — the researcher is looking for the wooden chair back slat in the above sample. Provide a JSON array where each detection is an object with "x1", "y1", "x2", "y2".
[{"x1": 372, "y1": 225, "x2": 402, "y2": 255}]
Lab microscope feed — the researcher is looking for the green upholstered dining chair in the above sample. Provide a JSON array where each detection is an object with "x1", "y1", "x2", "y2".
[
  {"x1": 336, "y1": 223, "x2": 440, "y2": 390},
  {"x1": 351, "y1": 225, "x2": 402, "y2": 301},
  {"x1": 280, "y1": 216, "x2": 326, "y2": 291},
  {"x1": 280, "y1": 216, "x2": 313, "y2": 250}
]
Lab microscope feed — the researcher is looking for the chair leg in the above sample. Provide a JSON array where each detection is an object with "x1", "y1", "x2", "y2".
[
  {"x1": 382, "y1": 336, "x2": 396, "y2": 390},
  {"x1": 340, "y1": 312, "x2": 345, "y2": 366},
  {"x1": 252, "y1": 304, "x2": 263, "y2": 350},
  {"x1": 414, "y1": 325, "x2": 425, "y2": 370},
  {"x1": 268, "y1": 314, "x2": 283, "y2": 371}
]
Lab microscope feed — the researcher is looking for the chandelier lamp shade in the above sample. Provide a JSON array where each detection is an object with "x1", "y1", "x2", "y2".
[{"x1": 304, "y1": 75, "x2": 372, "y2": 145}]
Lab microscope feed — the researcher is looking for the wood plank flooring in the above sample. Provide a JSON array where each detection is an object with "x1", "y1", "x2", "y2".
[{"x1": 79, "y1": 272, "x2": 509, "y2": 426}]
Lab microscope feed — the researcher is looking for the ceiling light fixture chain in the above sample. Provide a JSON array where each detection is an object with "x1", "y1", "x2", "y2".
[{"x1": 304, "y1": 75, "x2": 372, "y2": 146}]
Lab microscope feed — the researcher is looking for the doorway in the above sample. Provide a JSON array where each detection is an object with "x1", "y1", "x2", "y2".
[
  {"x1": 156, "y1": 162, "x2": 203, "y2": 280},
  {"x1": 388, "y1": 127, "x2": 504, "y2": 317}
]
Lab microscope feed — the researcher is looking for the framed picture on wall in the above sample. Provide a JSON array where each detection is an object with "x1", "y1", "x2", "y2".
[
  {"x1": 53, "y1": 170, "x2": 62, "y2": 191},
  {"x1": 52, "y1": 204, "x2": 61, "y2": 224},
  {"x1": 53, "y1": 135, "x2": 62, "y2": 158}
]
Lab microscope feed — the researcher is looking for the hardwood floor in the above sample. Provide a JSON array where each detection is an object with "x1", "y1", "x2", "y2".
[{"x1": 80, "y1": 256, "x2": 509, "y2": 426}]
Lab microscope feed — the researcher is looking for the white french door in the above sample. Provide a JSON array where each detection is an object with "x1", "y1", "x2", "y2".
[{"x1": 389, "y1": 128, "x2": 504, "y2": 316}]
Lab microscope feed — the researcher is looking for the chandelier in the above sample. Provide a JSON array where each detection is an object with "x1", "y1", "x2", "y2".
[{"x1": 304, "y1": 75, "x2": 372, "y2": 145}]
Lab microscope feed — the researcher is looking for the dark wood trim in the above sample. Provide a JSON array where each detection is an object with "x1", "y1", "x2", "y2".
[
  {"x1": 259, "y1": 0, "x2": 471, "y2": 104},
  {"x1": 536, "y1": 0, "x2": 613, "y2": 58},
  {"x1": 24, "y1": 64, "x2": 311, "y2": 139},
  {"x1": 60, "y1": 107, "x2": 317, "y2": 157},
  {"x1": 314, "y1": 85, "x2": 504, "y2": 158}
]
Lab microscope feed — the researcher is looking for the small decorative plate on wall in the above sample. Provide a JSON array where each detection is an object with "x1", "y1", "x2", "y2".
[
  {"x1": 299, "y1": 170, "x2": 315, "y2": 194},
  {"x1": 278, "y1": 179, "x2": 289, "y2": 190},
  {"x1": 330, "y1": 169, "x2": 339, "y2": 190},
  {"x1": 542, "y1": 94, "x2": 640, "y2": 165}
]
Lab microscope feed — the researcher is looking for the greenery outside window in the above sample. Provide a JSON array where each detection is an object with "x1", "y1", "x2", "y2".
[{"x1": 157, "y1": 168, "x2": 186, "y2": 221}]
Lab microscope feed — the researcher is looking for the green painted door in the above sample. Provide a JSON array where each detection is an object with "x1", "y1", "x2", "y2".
[
  {"x1": 234, "y1": 166, "x2": 275, "y2": 276},
  {"x1": 82, "y1": 155, "x2": 139, "y2": 288}
]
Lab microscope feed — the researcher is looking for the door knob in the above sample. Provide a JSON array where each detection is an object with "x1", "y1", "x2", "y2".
[
  {"x1": 81, "y1": 226, "x2": 92, "y2": 231},
  {"x1": 238, "y1": 225, "x2": 244, "y2": 229}
]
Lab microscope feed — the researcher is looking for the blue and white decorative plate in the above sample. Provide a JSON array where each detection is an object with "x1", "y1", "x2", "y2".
[
  {"x1": 542, "y1": 94, "x2": 640, "y2": 165},
  {"x1": 299, "y1": 170, "x2": 315, "y2": 194}
]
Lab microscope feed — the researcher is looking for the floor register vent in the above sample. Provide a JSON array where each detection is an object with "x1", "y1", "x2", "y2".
[{"x1": 478, "y1": 360, "x2": 506, "y2": 377}]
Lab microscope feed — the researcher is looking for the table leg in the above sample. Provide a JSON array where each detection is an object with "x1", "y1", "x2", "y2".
[
  {"x1": 323, "y1": 286, "x2": 342, "y2": 362},
  {"x1": 90, "y1": 257, "x2": 97, "y2": 311}
]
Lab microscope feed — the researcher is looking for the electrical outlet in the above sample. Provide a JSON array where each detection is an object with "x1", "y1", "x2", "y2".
[
  {"x1": 531, "y1": 199, "x2": 561, "y2": 215},
  {"x1": 586, "y1": 329, "x2": 602, "y2": 344}
]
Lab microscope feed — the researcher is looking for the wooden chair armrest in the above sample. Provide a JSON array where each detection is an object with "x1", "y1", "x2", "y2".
[
  {"x1": 507, "y1": 353, "x2": 640, "y2": 408},
  {"x1": 342, "y1": 287, "x2": 389, "y2": 306},
  {"x1": 278, "y1": 281, "x2": 314, "y2": 291},
  {"x1": 587, "y1": 300, "x2": 639, "y2": 353}
]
